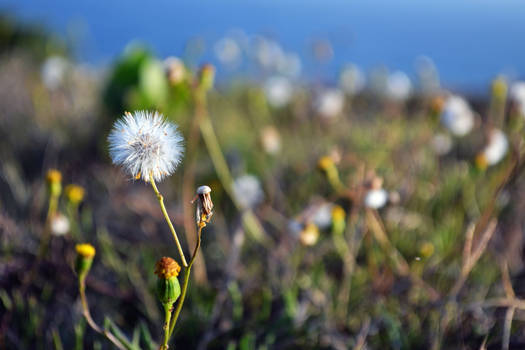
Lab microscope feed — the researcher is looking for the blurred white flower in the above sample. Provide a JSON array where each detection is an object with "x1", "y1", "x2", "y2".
[
  {"x1": 510, "y1": 82, "x2": 525, "y2": 116},
  {"x1": 108, "y1": 111, "x2": 184, "y2": 182},
  {"x1": 339, "y1": 64, "x2": 366, "y2": 95},
  {"x1": 364, "y1": 189, "x2": 388, "y2": 209},
  {"x1": 233, "y1": 174, "x2": 264, "y2": 209},
  {"x1": 260, "y1": 126, "x2": 281, "y2": 155},
  {"x1": 214, "y1": 37, "x2": 242, "y2": 66},
  {"x1": 482, "y1": 129, "x2": 508, "y2": 166},
  {"x1": 315, "y1": 89, "x2": 345, "y2": 119},
  {"x1": 386, "y1": 71, "x2": 412, "y2": 101},
  {"x1": 50, "y1": 213, "x2": 70, "y2": 236},
  {"x1": 41, "y1": 56, "x2": 69, "y2": 89},
  {"x1": 440, "y1": 95, "x2": 475, "y2": 136},
  {"x1": 431, "y1": 133, "x2": 453, "y2": 156},
  {"x1": 264, "y1": 76, "x2": 293, "y2": 108},
  {"x1": 312, "y1": 202, "x2": 333, "y2": 229}
]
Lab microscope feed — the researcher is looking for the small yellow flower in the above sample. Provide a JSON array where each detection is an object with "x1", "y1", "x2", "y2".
[
  {"x1": 419, "y1": 242, "x2": 435, "y2": 258},
  {"x1": 65, "y1": 184, "x2": 85, "y2": 204},
  {"x1": 492, "y1": 76, "x2": 507, "y2": 101},
  {"x1": 475, "y1": 153, "x2": 488, "y2": 170},
  {"x1": 46, "y1": 169, "x2": 62, "y2": 185},
  {"x1": 154, "y1": 257, "x2": 181, "y2": 279},
  {"x1": 300, "y1": 223, "x2": 320, "y2": 246},
  {"x1": 332, "y1": 205, "x2": 346, "y2": 222},
  {"x1": 75, "y1": 243, "x2": 96, "y2": 279},
  {"x1": 75, "y1": 243, "x2": 96, "y2": 259},
  {"x1": 318, "y1": 156, "x2": 334, "y2": 172},
  {"x1": 46, "y1": 169, "x2": 62, "y2": 196}
]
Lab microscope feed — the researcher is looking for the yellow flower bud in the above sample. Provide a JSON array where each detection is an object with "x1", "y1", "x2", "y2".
[
  {"x1": 332, "y1": 205, "x2": 346, "y2": 222},
  {"x1": 65, "y1": 184, "x2": 85, "y2": 204},
  {"x1": 46, "y1": 169, "x2": 62, "y2": 197},
  {"x1": 475, "y1": 153, "x2": 488, "y2": 171},
  {"x1": 419, "y1": 242, "x2": 435, "y2": 258},
  {"x1": 75, "y1": 243, "x2": 96, "y2": 280},
  {"x1": 331, "y1": 205, "x2": 346, "y2": 235},
  {"x1": 492, "y1": 76, "x2": 507, "y2": 101},
  {"x1": 154, "y1": 257, "x2": 181, "y2": 306},
  {"x1": 300, "y1": 223, "x2": 320, "y2": 246},
  {"x1": 318, "y1": 156, "x2": 334, "y2": 172}
]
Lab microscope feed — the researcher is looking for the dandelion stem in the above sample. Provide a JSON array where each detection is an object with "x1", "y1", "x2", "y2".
[
  {"x1": 78, "y1": 278, "x2": 128, "y2": 350},
  {"x1": 160, "y1": 303, "x2": 173, "y2": 350},
  {"x1": 149, "y1": 174, "x2": 188, "y2": 267},
  {"x1": 37, "y1": 192, "x2": 59, "y2": 258},
  {"x1": 168, "y1": 224, "x2": 204, "y2": 338}
]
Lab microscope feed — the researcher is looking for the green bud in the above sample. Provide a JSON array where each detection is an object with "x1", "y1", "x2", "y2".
[
  {"x1": 157, "y1": 276, "x2": 181, "y2": 306},
  {"x1": 154, "y1": 257, "x2": 182, "y2": 306}
]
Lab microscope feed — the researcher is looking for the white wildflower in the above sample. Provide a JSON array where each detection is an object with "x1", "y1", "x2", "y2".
[
  {"x1": 264, "y1": 76, "x2": 293, "y2": 108},
  {"x1": 232, "y1": 174, "x2": 264, "y2": 209},
  {"x1": 41, "y1": 56, "x2": 69, "y2": 90},
  {"x1": 50, "y1": 213, "x2": 70, "y2": 236},
  {"x1": 483, "y1": 129, "x2": 508, "y2": 166},
  {"x1": 364, "y1": 189, "x2": 388, "y2": 209},
  {"x1": 312, "y1": 202, "x2": 333, "y2": 230},
  {"x1": 386, "y1": 71, "x2": 412, "y2": 101},
  {"x1": 108, "y1": 111, "x2": 184, "y2": 182},
  {"x1": 510, "y1": 82, "x2": 525, "y2": 116},
  {"x1": 315, "y1": 89, "x2": 345, "y2": 120},
  {"x1": 440, "y1": 95, "x2": 475, "y2": 136}
]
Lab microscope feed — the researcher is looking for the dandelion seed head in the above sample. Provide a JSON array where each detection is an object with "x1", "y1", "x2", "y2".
[{"x1": 108, "y1": 111, "x2": 184, "y2": 182}]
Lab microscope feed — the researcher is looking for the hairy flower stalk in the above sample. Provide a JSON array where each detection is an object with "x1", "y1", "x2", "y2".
[{"x1": 108, "y1": 110, "x2": 188, "y2": 267}]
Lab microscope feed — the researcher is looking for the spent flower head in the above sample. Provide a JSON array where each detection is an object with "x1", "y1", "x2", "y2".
[
  {"x1": 193, "y1": 185, "x2": 214, "y2": 226},
  {"x1": 108, "y1": 111, "x2": 184, "y2": 182}
]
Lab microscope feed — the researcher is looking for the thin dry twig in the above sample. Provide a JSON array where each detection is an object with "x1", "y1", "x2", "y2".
[
  {"x1": 449, "y1": 219, "x2": 498, "y2": 298},
  {"x1": 353, "y1": 317, "x2": 371, "y2": 350},
  {"x1": 365, "y1": 209, "x2": 440, "y2": 301}
]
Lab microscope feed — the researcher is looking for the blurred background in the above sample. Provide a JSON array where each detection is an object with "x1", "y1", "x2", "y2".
[{"x1": 2, "y1": 1, "x2": 525, "y2": 349}]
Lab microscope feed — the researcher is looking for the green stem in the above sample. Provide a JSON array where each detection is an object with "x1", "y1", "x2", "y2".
[
  {"x1": 168, "y1": 225, "x2": 203, "y2": 337},
  {"x1": 38, "y1": 193, "x2": 59, "y2": 258},
  {"x1": 78, "y1": 277, "x2": 130, "y2": 350},
  {"x1": 149, "y1": 174, "x2": 188, "y2": 267},
  {"x1": 160, "y1": 303, "x2": 173, "y2": 350}
]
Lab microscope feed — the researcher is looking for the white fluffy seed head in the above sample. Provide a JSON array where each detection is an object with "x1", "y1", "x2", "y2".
[{"x1": 108, "y1": 111, "x2": 184, "y2": 182}]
